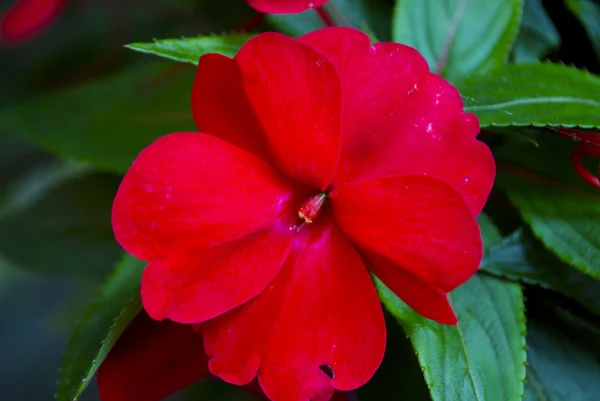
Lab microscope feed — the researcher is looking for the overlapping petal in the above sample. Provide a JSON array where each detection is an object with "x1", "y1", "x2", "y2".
[
  {"x1": 362, "y1": 251, "x2": 457, "y2": 325},
  {"x1": 97, "y1": 314, "x2": 209, "y2": 401},
  {"x1": 141, "y1": 223, "x2": 294, "y2": 323},
  {"x1": 330, "y1": 175, "x2": 482, "y2": 295},
  {"x1": 300, "y1": 28, "x2": 495, "y2": 213},
  {"x1": 0, "y1": 0, "x2": 66, "y2": 44},
  {"x1": 235, "y1": 33, "x2": 342, "y2": 190},
  {"x1": 203, "y1": 218, "x2": 385, "y2": 401},
  {"x1": 246, "y1": 0, "x2": 329, "y2": 14},
  {"x1": 191, "y1": 53, "x2": 271, "y2": 161},
  {"x1": 112, "y1": 132, "x2": 294, "y2": 261}
]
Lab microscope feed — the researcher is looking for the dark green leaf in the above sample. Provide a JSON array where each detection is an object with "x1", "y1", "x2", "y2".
[
  {"x1": 126, "y1": 34, "x2": 254, "y2": 65},
  {"x1": 566, "y1": 0, "x2": 600, "y2": 62},
  {"x1": 268, "y1": 0, "x2": 392, "y2": 40},
  {"x1": 377, "y1": 273, "x2": 526, "y2": 401},
  {"x1": 481, "y1": 229, "x2": 600, "y2": 316},
  {"x1": 392, "y1": 0, "x2": 523, "y2": 81},
  {"x1": 493, "y1": 131, "x2": 594, "y2": 193},
  {"x1": 0, "y1": 171, "x2": 122, "y2": 277},
  {"x1": 512, "y1": 0, "x2": 560, "y2": 62},
  {"x1": 524, "y1": 298, "x2": 600, "y2": 401},
  {"x1": 0, "y1": 62, "x2": 196, "y2": 173},
  {"x1": 459, "y1": 63, "x2": 600, "y2": 128},
  {"x1": 357, "y1": 312, "x2": 431, "y2": 400},
  {"x1": 496, "y1": 172, "x2": 600, "y2": 280},
  {"x1": 57, "y1": 255, "x2": 145, "y2": 401}
]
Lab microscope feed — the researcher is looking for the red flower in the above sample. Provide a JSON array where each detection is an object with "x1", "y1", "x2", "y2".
[
  {"x1": 557, "y1": 128, "x2": 600, "y2": 189},
  {"x1": 112, "y1": 27, "x2": 495, "y2": 400},
  {"x1": 0, "y1": 0, "x2": 67, "y2": 45},
  {"x1": 98, "y1": 312, "x2": 351, "y2": 401},
  {"x1": 245, "y1": 0, "x2": 329, "y2": 13}
]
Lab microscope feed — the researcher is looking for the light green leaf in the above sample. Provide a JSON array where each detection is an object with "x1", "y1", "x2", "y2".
[
  {"x1": 377, "y1": 273, "x2": 526, "y2": 401},
  {"x1": 512, "y1": 0, "x2": 560, "y2": 62},
  {"x1": 57, "y1": 255, "x2": 145, "y2": 401},
  {"x1": 459, "y1": 63, "x2": 600, "y2": 128},
  {"x1": 0, "y1": 62, "x2": 196, "y2": 173},
  {"x1": 566, "y1": 0, "x2": 600, "y2": 61},
  {"x1": 126, "y1": 34, "x2": 254, "y2": 65},
  {"x1": 524, "y1": 300, "x2": 600, "y2": 401},
  {"x1": 392, "y1": 0, "x2": 523, "y2": 81},
  {"x1": 481, "y1": 228, "x2": 600, "y2": 316},
  {"x1": 497, "y1": 172, "x2": 600, "y2": 280},
  {"x1": 478, "y1": 213, "x2": 503, "y2": 248}
]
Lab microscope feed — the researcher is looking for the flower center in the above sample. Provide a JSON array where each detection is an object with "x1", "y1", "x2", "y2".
[{"x1": 297, "y1": 192, "x2": 327, "y2": 225}]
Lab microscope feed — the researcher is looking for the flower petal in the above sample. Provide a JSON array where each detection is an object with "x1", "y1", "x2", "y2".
[
  {"x1": 112, "y1": 132, "x2": 294, "y2": 261},
  {"x1": 362, "y1": 251, "x2": 457, "y2": 325},
  {"x1": 141, "y1": 223, "x2": 294, "y2": 323},
  {"x1": 191, "y1": 53, "x2": 271, "y2": 161},
  {"x1": 0, "y1": 0, "x2": 66, "y2": 44},
  {"x1": 97, "y1": 313, "x2": 208, "y2": 401},
  {"x1": 245, "y1": 0, "x2": 329, "y2": 14},
  {"x1": 300, "y1": 28, "x2": 494, "y2": 213},
  {"x1": 235, "y1": 33, "x2": 342, "y2": 190},
  {"x1": 203, "y1": 218, "x2": 385, "y2": 401},
  {"x1": 330, "y1": 175, "x2": 482, "y2": 293}
]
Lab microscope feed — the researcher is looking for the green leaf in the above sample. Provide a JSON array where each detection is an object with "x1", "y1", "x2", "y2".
[
  {"x1": 0, "y1": 171, "x2": 122, "y2": 277},
  {"x1": 392, "y1": 0, "x2": 523, "y2": 81},
  {"x1": 377, "y1": 273, "x2": 526, "y2": 401},
  {"x1": 478, "y1": 213, "x2": 503, "y2": 248},
  {"x1": 481, "y1": 228, "x2": 600, "y2": 316},
  {"x1": 496, "y1": 172, "x2": 600, "y2": 280},
  {"x1": 524, "y1": 298, "x2": 600, "y2": 401},
  {"x1": 0, "y1": 62, "x2": 196, "y2": 173},
  {"x1": 57, "y1": 254, "x2": 145, "y2": 401},
  {"x1": 566, "y1": 0, "x2": 600, "y2": 62},
  {"x1": 460, "y1": 63, "x2": 600, "y2": 128},
  {"x1": 512, "y1": 0, "x2": 560, "y2": 62},
  {"x1": 126, "y1": 34, "x2": 254, "y2": 65}
]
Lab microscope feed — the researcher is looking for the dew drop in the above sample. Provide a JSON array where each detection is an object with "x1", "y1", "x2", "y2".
[{"x1": 464, "y1": 177, "x2": 470, "y2": 183}]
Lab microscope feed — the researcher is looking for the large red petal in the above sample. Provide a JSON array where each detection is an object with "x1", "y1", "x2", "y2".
[
  {"x1": 235, "y1": 33, "x2": 342, "y2": 190},
  {"x1": 141, "y1": 223, "x2": 294, "y2": 323},
  {"x1": 97, "y1": 313, "x2": 208, "y2": 401},
  {"x1": 203, "y1": 218, "x2": 385, "y2": 401},
  {"x1": 112, "y1": 132, "x2": 294, "y2": 261},
  {"x1": 0, "y1": 0, "x2": 66, "y2": 44},
  {"x1": 245, "y1": 0, "x2": 329, "y2": 13},
  {"x1": 300, "y1": 28, "x2": 494, "y2": 213},
  {"x1": 191, "y1": 53, "x2": 271, "y2": 161},
  {"x1": 362, "y1": 251, "x2": 457, "y2": 325},
  {"x1": 330, "y1": 175, "x2": 482, "y2": 293}
]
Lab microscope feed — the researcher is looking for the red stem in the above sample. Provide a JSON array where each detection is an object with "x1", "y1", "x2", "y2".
[
  {"x1": 236, "y1": 11, "x2": 265, "y2": 32},
  {"x1": 571, "y1": 144, "x2": 600, "y2": 189},
  {"x1": 316, "y1": 5, "x2": 335, "y2": 27}
]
